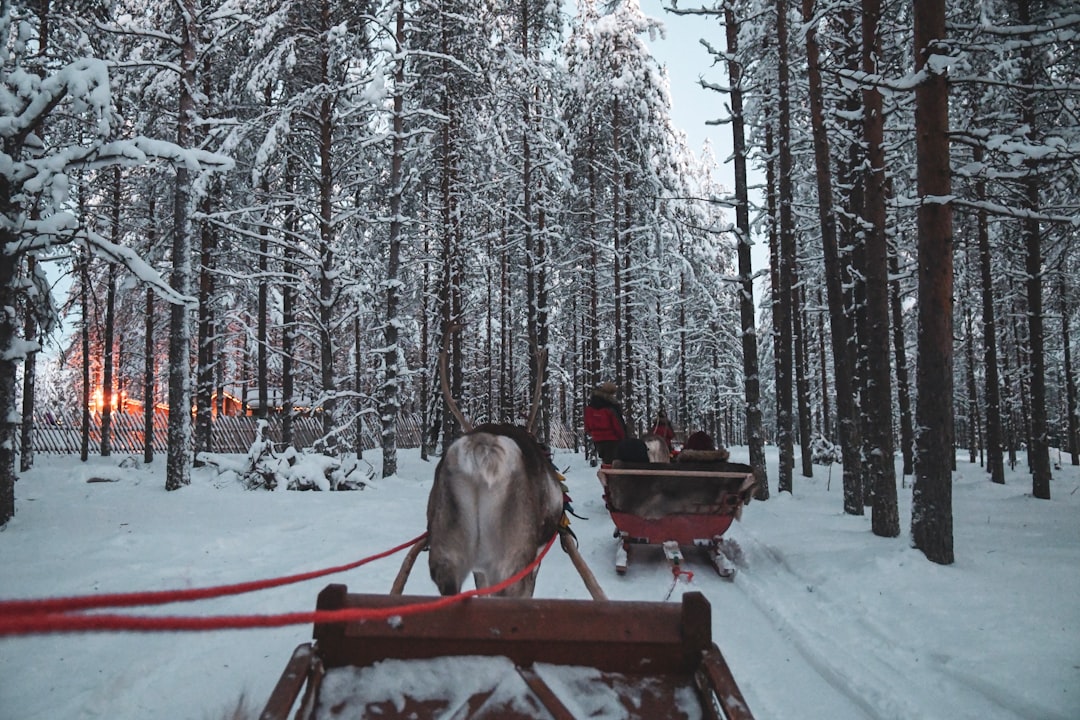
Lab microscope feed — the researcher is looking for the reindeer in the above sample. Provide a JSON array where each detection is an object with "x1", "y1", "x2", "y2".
[
  {"x1": 642, "y1": 434, "x2": 672, "y2": 464},
  {"x1": 426, "y1": 330, "x2": 564, "y2": 598}
]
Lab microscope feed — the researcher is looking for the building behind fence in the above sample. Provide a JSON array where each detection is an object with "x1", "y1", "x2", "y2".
[{"x1": 25, "y1": 410, "x2": 579, "y2": 456}]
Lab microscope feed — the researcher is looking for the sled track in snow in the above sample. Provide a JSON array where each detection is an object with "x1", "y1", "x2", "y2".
[{"x1": 725, "y1": 524, "x2": 1056, "y2": 720}]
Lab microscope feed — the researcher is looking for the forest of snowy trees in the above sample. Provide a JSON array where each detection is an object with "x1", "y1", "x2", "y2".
[{"x1": 1, "y1": 0, "x2": 1078, "y2": 566}]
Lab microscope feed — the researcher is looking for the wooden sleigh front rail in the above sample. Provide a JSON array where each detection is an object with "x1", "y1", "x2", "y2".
[{"x1": 260, "y1": 584, "x2": 755, "y2": 720}]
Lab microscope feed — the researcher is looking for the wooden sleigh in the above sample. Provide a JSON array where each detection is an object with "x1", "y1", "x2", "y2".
[
  {"x1": 260, "y1": 582, "x2": 754, "y2": 720},
  {"x1": 598, "y1": 460, "x2": 758, "y2": 578}
]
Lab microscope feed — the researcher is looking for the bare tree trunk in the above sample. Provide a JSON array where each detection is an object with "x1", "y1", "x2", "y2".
[
  {"x1": 774, "y1": 0, "x2": 795, "y2": 494},
  {"x1": 256, "y1": 195, "x2": 269, "y2": 420},
  {"x1": 1000, "y1": 318, "x2": 1018, "y2": 471},
  {"x1": 889, "y1": 244, "x2": 914, "y2": 477},
  {"x1": 911, "y1": 0, "x2": 954, "y2": 564},
  {"x1": 612, "y1": 99, "x2": 624, "y2": 397},
  {"x1": 79, "y1": 250, "x2": 90, "y2": 462},
  {"x1": 1061, "y1": 276, "x2": 1079, "y2": 465},
  {"x1": 354, "y1": 316, "x2": 364, "y2": 457},
  {"x1": 500, "y1": 224, "x2": 512, "y2": 421},
  {"x1": 419, "y1": 229, "x2": 432, "y2": 461},
  {"x1": 0, "y1": 183, "x2": 21, "y2": 521},
  {"x1": 974, "y1": 146, "x2": 1005, "y2": 483},
  {"x1": 194, "y1": 192, "x2": 215, "y2": 462},
  {"x1": 281, "y1": 165, "x2": 297, "y2": 448},
  {"x1": 794, "y1": 285, "x2": 813, "y2": 478},
  {"x1": 1018, "y1": 0, "x2": 1051, "y2": 499},
  {"x1": 861, "y1": 0, "x2": 899, "y2": 537},
  {"x1": 20, "y1": 254, "x2": 37, "y2": 472},
  {"x1": 166, "y1": 0, "x2": 198, "y2": 491},
  {"x1": 964, "y1": 309, "x2": 980, "y2": 464},
  {"x1": 622, "y1": 182, "x2": 636, "y2": 434},
  {"x1": 17, "y1": 1, "x2": 52, "y2": 477},
  {"x1": 723, "y1": 3, "x2": 768, "y2": 496},
  {"x1": 144, "y1": 286, "x2": 155, "y2": 464},
  {"x1": 101, "y1": 260, "x2": 117, "y2": 457},
  {"x1": 818, "y1": 310, "x2": 831, "y2": 439},
  {"x1": 317, "y1": 0, "x2": 338, "y2": 455},
  {"x1": 802, "y1": 0, "x2": 861, "y2": 512},
  {"x1": 380, "y1": 0, "x2": 407, "y2": 477}
]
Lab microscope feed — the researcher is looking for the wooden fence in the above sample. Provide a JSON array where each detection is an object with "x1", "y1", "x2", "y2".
[{"x1": 22, "y1": 409, "x2": 579, "y2": 456}]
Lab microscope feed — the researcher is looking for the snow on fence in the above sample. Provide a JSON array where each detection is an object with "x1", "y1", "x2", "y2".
[{"x1": 22, "y1": 410, "x2": 578, "y2": 456}]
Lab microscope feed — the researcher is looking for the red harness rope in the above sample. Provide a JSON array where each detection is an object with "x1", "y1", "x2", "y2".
[
  {"x1": 0, "y1": 533, "x2": 558, "y2": 636},
  {"x1": 0, "y1": 532, "x2": 430, "y2": 617}
]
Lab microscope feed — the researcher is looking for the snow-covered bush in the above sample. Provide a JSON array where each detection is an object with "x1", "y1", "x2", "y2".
[
  {"x1": 811, "y1": 434, "x2": 842, "y2": 466},
  {"x1": 199, "y1": 420, "x2": 373, "y2": 492}
]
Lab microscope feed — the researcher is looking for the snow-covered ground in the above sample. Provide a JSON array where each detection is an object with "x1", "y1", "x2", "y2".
[{"x1": 1, "y1": 445, "x2": 1077, "y2": 719}]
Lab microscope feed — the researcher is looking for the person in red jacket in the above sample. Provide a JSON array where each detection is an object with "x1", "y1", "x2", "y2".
[
  {"x1": 584, "y1": 381, "x2": 626, "y2": 465},
  {"x1": 650, "y1": 409, "x2": 675, "y2": 447}
]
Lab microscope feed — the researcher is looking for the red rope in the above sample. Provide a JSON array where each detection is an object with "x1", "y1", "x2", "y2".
[
  {"x1": 0, "y1": 532, "x2": 429, "y2": 617},
  {"x1": 0, "y1": 533, "x2": 558, "y2": 636}
]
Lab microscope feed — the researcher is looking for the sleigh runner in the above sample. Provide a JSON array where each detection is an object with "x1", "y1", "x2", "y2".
[
  {"x1": 261, "y1": 583, "x2": 754, "y2": 720},
  {"x1": 598, "y1": 459, "x2": 758, "y2": 578}
]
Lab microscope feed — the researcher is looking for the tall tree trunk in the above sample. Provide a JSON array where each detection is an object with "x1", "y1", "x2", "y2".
[
  {"x1": 1000, "y1": 319, "x2": 1018, "y2": 470},
  {"x1": 802, "y1": 0, "x2": 862, "y2": 512},
  {"x1": 101, "y1": 260, "x2": 117, "y2": 457},
  {"x1": 839, "y1": 4, "x2": 868, "y2": 509},
  {"x1": 144, "y1": 286, "x2": 155, "y2": 464},
  {"x1": 317, "y1": 0, "x2": 337, "y2": 455},
  {"x1": 723, "y1": 5, "x2": 768, "y2": 496},
  {"x1": 16, "y1": 0, "x2": 52, "y2": 479},
  {"x1": 79, "y1": 251, "x2": 90, "y2": 462},
  {"x1": 166, "y1": 0, "x2": 198, "y2": 491},
  {"x1": 1018, "y1": 0, "x2": 1051, "y2": 499},
  {"x1": 911, "y1": 0, "x2": 954, "y2": 564},
  {"x1": 194, "y1": 193, "x2": 215, "y2": 461},
  {"x1": 256, "y1": 188, "x2": 268, "y2": 420},
  {"x1": 964, "y1": 309, "x2": 980, "y2": 464},
  {"x1": 794, "y1": 284, "x2": 813, "y2": 478},
  {"x1": 500, "y1": 225, "x2": 512, "y2": 421},
  {"x1": 20, "y1": 255, "x2": 37, "y2": 472},
  {"x1": 774, "y1": 0, "x2": 795, "y2": 494},
  {"x1": 1010, "y1": 303, "x2": 1032, "y2": 464},
  {"x1": 818, "y1": 309, "x2": 831, "y2": 439},
  {"x1": 100, "y1": 166, "x2": 123, "y2": 457},
  {"x1": 281, "y1": 164, "x2": 298, "y2": 448},
  {"x1": 419, "y1": 230, "x2": 432, "y2": 461},
  {"x1": 622, "y1": 181, "x2": 635, "y2": 434},
  {"x1": 380, "y1": 0, "x2": 406, "y2": 478},
  {"x1": 0, "y1": 199, "x2": 20, "y2": 522},
  {"x1": 889, "y1": 245, "x2": 915, "y2": 477},
  {"x1": 354, "y1": 316, "x2": 364, "y2": 457},
  {"x1": 974, "y1": 145, "x2": 1005, "y2": 483},
  {"x1": 1061, "y1": 276, "x2": 1079, "y2": 465},
  {"x1": 612, "y1": 99, "x2": 624, "y2": 398},
  {"x1": 861, "y1": 0, "x2": 899, "y2": 536}
]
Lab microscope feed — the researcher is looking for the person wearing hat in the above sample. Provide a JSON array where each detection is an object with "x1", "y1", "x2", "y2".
[
  {"x1": 584, "y1": 381, "x2": 626, "y2": 465},
  {"x1": 677, "y1": 431, "x2": 731, "y2": 463}
]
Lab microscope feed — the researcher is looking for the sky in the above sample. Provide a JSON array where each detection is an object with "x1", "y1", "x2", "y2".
[
  {"x1": 2, "y1": 444, "x2": 1077, "y2": 719},
  {"x1": 641, "y1": 0, "x2": 732, "y2": 179},
  {"x1": 638, "y1": 0, "x2": 774, "y2": 289}
]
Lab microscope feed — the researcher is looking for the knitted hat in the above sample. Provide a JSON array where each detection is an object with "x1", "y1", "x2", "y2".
[
  {"x1": 683, "y1": 431, "x2": 715, "y2": 451},
  {"x1": 595, "y1": 381, "x2": 617, "y2": 399}
]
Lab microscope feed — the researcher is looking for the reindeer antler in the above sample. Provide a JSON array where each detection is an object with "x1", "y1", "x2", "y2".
[{"x1": 439, "y1": 322, "x2": 473, "y2": 433}]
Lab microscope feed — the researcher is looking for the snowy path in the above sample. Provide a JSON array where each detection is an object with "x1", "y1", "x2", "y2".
[
  {"x1": 565, "y1": 461, "x2": 1073, "y2": 720},
  {"x1": 723, "y1": 521, "x2": 1048, "y2": 720}
]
